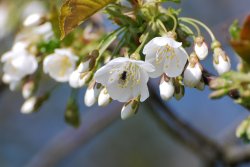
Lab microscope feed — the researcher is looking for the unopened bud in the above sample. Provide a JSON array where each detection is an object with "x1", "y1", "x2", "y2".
[
  {"x1": 183, "y1": 62, "x2": 202, "y2": 88},
  {"x1": 98, "y1": 88, "x2": 112, "y2": 106},
  {"x1": 159, "y1": 77, "x2": 175, "y2": 101},
  {"x1": 21, "y1": 93, "x2": 49, "y2": 114},
  {"x1": 69, "y1": 71, "x2": 92, "y2": 88},
  {"x1": 21, "y1": 97, "x2": 37, "y2": 114},
  {"x1": 23, "y1": 13, "x2": 45, "y2": 27},
  {"x1": 121, "y1": 98, "x2": 139, "y2": 120},
  {"x1": 22, "y1": 81, "x2": 35, "y2": 99},
  {"x1": 194, "y1": 36, "x2": 208, "y2": 60},
  {"x1": 213, "y1": 48, "x2": 231, "y2": 75},
  {"x1": 84, "y1": 82, "x2": 102, "y2": 107}
]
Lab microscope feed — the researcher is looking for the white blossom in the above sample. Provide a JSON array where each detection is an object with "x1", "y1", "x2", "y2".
[
  {"x1": 43, "y1": 49, "x2": 78, "y2": 82},
  {"x1": 183, "y1": 63, "x2": 202, "y2": 88},
  {"x1": 213, "y1": 48, "x2": 231, "y2": 75},
  {"x1": 159, "y1": 79, "x2": 175, "y2": 101},
  {"x1": 1, "y1": 42, "x2": 38, "y2": 85},
  {"x1": 143, "y1": 36, "x2": 188, "y2": 78},
  {"x1": 94, "y1": 57, "x2": 155, "y2": 102}
]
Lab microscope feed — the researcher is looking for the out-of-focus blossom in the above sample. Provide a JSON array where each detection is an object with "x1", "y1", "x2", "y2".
[{"x1": 43, "y1": 49, "x2": 79, "y2": 82}]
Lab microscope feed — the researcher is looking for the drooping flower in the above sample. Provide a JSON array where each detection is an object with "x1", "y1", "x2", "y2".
[
  {"x1": 194, "y1": 36, "x2": 208, "y2": 60},
  {"x1": 143, "y1": 36, "x2": 188, "y2": 78},
  {"x1": 213, "y1": 48, "x2": 231, "y2": 75},
  {"x1": 1, "y1": 42, "x2": 38, "y2": 86},
  {"x1": 94, "y1": 57, "x2": 155, "y2": 102},
  {"x1": 43, "y1": 49, "x2": 78, "y2": 82}
]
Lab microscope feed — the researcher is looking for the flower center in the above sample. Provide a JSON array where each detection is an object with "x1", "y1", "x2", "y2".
[
  {"x1": 109, "y1": 62, "x2": 141, "y2": 89},
  {"x1": 59, "y1": 56, "x2": 72, "y2": 76},
  {"x1": 156, "y1": 45, "x2": 181, "y2": 69}
]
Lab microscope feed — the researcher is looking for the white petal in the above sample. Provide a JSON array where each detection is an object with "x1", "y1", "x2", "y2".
[
  {"x1": 145, "y1": 51, "x2": 165, "y2": 78},
  {"x1": 106, "y1": 83, "x2": 133, "y2": 102},
  {"x1": 143, "y1": 39, "x2": 159, "y2": 56},
  {"x1": 139, "y1": 69, "x2": 150, "y2": 102},
  {"x1": 159, "y1": 80, "x2": 175, "y2": 101},
  {"x1": 183, "y1": 63, "x2": 202, "y2": 88},
  {"x1": 164, "y1": 47, "x2": 188, "y2": 77},
  {"x1": 134, "y1": 60, "x2": 155, "y2": 73},
  {"x1": 94, "y1": 65, "x2": 113, "y2": 85},
  {"x1": 152, "y1": 37, "x2": 182, "y2": 48}
]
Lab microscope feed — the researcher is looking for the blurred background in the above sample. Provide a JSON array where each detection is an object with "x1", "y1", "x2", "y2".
[{"x1": 1, "y1": 0, "x2": 250, "y2": 167}]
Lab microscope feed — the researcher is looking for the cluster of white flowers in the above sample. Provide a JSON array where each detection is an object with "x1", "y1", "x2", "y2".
[{"x1": 0, "y1": 8, "x2": 231, "y2": 121}]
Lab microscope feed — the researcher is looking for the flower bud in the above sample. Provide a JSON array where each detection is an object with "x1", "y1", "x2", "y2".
[
  {"x1": 213, "y1": 48, "x2": 231, "y2": 75},
  {"x1": 159, "y1": 77, "x2": 174, "y2": 101},
  {"x1": 183, "y1": 54, "x2": 202, "y2": 88},
  {"x1": 98, "y1": 88, "x2": 112, "y2": 106},
  {"x1": 69, "y1": 71, "x2": 92, "y2": 88},
  {"x1": 21, "y1": 93, "x2": 49, "y2": 114},
  {"x1": 121, "y1": 98, "x2": 139, "y2": 120},
  {"x1": 23, "y1": 13, "x2": 45, "y2": 27},
  {"x1": 77, "y1": 60, "x2": 91, "y2": 73},
  {"x1": 194, "y1": 36, "x2": 208, "y2": 60},
  {"x1": 78, "y1": 50, "x2": 98, "y2": 73},
  {"x1": 22, "y1": 80, "x2": 35, "y2": 99},
  {"x1": 21, "y1": 97, "x2": 37, "y2": 114},
  {"x1": 84, "y1": 82, "x2": 102, "y2": 107}
]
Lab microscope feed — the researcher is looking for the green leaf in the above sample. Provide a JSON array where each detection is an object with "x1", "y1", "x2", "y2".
[{"x1": 60, "y1": 0, "x2": 115, "y2": 39}]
